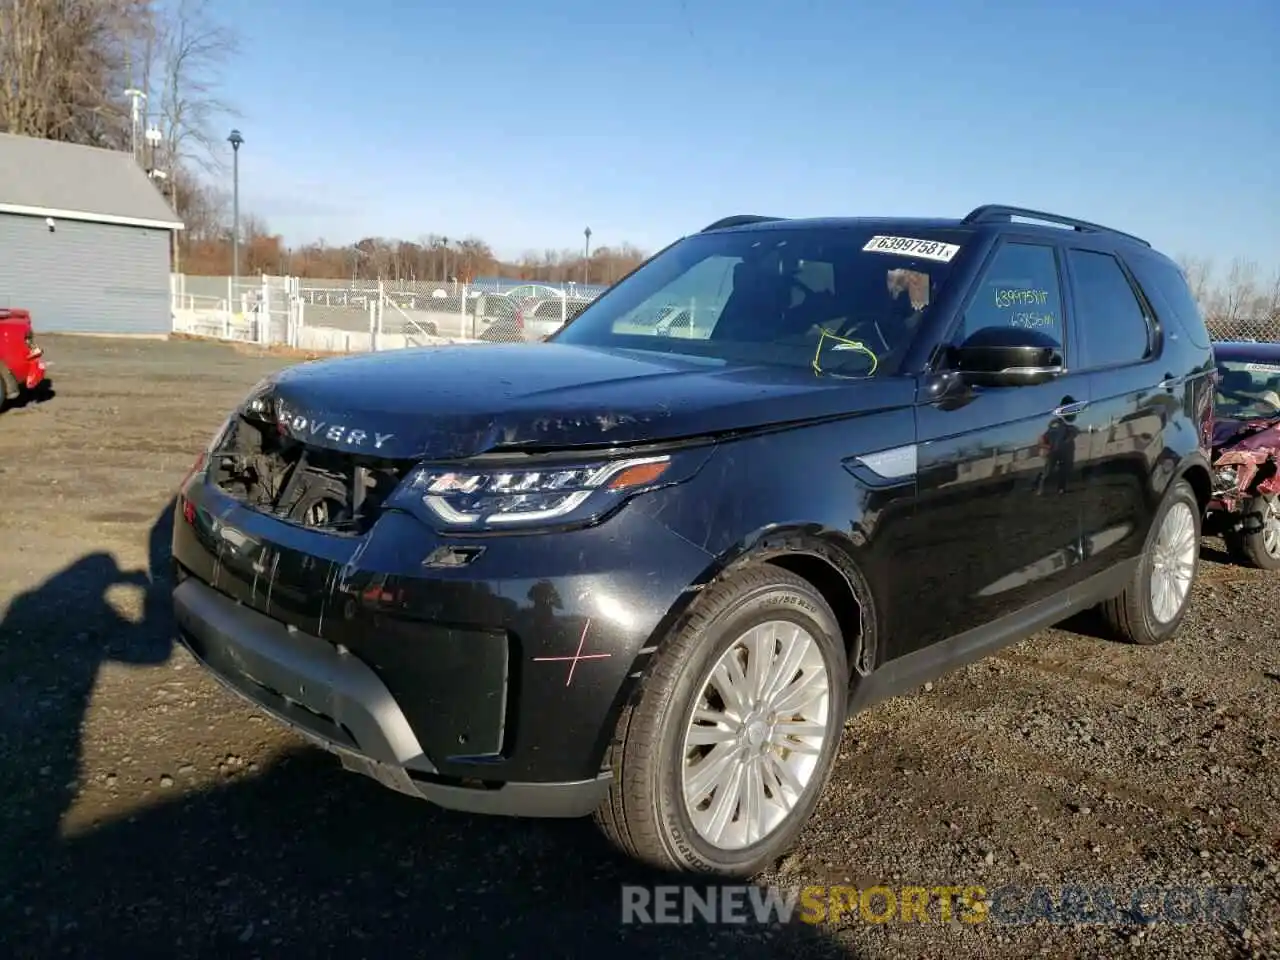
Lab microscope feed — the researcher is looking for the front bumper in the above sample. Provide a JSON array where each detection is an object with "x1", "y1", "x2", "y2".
[
  {"x1": 172, "y1": 476, "x2": 715, "y2": 815},
  {"x1": 175, "y1": 576, "x2": 611, "y2": 816}
]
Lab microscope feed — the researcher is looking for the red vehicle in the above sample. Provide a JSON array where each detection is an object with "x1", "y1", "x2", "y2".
[{"x1": 0, "y1": 308, "x2": 48, "y2": 410}]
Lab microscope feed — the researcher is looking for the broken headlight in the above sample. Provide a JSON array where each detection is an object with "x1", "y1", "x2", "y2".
[
  {"x1": 1213, "y1": 465, "x2": 1239, "y2": 495},
  {"x1": 392, "y1": 448, "x2": 711, "y2": 531}
]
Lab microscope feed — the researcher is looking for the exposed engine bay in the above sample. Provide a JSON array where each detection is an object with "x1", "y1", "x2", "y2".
[
  {"x1": 1211, "y1": 418, "x2": 1280, "y2": 513},
  {"x1": 208, "y1": 413, "x2": 411, "y2": 535}
]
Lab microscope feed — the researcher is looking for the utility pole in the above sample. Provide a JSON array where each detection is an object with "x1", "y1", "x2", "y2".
[
  {"x1": 123, "y1": 88, "x2": 147, "y2": 162},
  {"x1": 583, "y1": 226, "x2": 592, "y2": 285},
  {"x1": 143, "y1": 127, "x2": 172, "y2": 267}
]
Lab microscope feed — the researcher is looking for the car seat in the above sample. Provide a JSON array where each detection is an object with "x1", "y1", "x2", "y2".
[
  {"x1": 711, "y1": 261, "x2": 791, "y2": 340},
  {"x1": 1219, "y1": 369, "x2": 1254, "y2": 397}
]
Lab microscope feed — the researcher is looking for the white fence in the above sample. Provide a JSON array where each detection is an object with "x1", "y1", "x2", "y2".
[{"x1": 170, "y1": 274, "x2": 602, "y2": 352}]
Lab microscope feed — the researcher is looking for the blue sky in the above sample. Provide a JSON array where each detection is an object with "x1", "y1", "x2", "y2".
[{"x1": 214, "y1": 0, "x2": 1278, "y2": 267}]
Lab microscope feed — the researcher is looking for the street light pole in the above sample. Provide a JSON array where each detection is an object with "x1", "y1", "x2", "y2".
[
  {"x1": 228, "y1": 129, "x2": 244, "y2": 293},
  {"x1": 583, "y1": 226, "x2": 592, "y2": 285},
  {"x1": 123, "y1": 88, "x2": 147, "y2": 162}
]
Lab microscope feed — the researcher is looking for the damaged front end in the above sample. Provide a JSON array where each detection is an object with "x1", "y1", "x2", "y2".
[
  {"x1": 1206, "y1": 416, "x2": 1280, "y2": 568},
  {"x1": 206, "y1": 391, "x2": 415, "y2": 536},
  {"x1": 1210, "y1": 418, "x2": 1280, "y2": 514}
]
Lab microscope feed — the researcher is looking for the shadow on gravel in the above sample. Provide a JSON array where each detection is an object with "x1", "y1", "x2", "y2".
[
  {"x1": 1198, "y1": 542, "x2": 1234, "y2": 566},
  {"x1": 0, "y1": 497, "x2": 175, "y2": 851},
  {"x1": 1, "y1": 378, "x2": 56, "y2": 413},
  {"x1": 1053, "y1": 608, "x2": 1114, "y2": 642},
  {"x1": 0, "y1": 502, "x2": 858, "y2": 959}
]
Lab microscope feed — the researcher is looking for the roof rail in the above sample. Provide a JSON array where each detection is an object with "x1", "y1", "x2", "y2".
[
  {"x1": 962, "y1": 204, "x2": 1150, "y2": 247},
  {"x1": 700, "y1": 215, "x2": 785, "y2": 232}
]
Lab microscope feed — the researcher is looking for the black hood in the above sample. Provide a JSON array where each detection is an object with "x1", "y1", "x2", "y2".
[{"x1": 251, "y1": 343, "x2": 912, "y2": 460}]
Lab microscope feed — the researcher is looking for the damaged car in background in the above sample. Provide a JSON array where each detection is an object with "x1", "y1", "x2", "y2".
[{"x1": 1205, "y1": 340, "x2": 1280, "y2": 569}]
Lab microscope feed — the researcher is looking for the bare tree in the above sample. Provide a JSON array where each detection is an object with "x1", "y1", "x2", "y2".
[
  {"x1": 0, "y1": 0, "x2": 151, "y2": 144},
  {"x1": 1262, "y1": 268, "x2": 1280, "y2": 324},
  {"x1": 149, "y1": 0, "x2": 239, "y2": 178},
  {"x1": 1176, "y1": 255, "x2": 1215, "y2": 313},
  {"x1": 1215, "y1": 258, "x2": 1259, "y2": 326}
]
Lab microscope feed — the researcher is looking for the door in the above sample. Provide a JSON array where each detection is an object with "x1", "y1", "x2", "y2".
[
  {"x1": 1062, "y1": 246, "x2": 1168, "y2": 577},
  {"x1": 902, "y1": 239, "x2": 1102, "y2": 653}
]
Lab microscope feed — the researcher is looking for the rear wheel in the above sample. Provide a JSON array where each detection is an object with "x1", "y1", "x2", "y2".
[
  {"x1": 594, "y1": 566, "x2": 848, "y2": 876},
  {"x1": 1099, "y1": 478, "x2": 1200, "y2": 645},
  {"x1": 1223, "y1": 494, "x2": 1280, "y2": 570},
  {"x1": 0, "y1": 366, "x2": 19, "y2": 411}
]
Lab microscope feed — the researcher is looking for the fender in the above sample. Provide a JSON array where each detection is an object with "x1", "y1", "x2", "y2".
[{"x1": 584, "y1": 522, "x2": 880, "y2": 774}]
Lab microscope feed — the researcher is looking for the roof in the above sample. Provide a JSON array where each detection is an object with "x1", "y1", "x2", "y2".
[
  {"x1": 1213, "y1": 340, "x2": 1280, "y2": 362},
  {"x1": 0, "y1": 132, "x2": 184, "y2": 231},
  {"x1": 700, "y1": 205, "x2": 1154, "y2": 251},
  {"x1": 707, "y1": 216, "x2": 970, "y2": 234}
]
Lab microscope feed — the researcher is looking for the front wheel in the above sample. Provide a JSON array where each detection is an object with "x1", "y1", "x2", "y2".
[
  {"x1": 1099, "y1": 477, "x2": 1201, "y2": 645},
  {"x1": 594, "y1": 566, "x2": 848, "y2": 876},
  {"x1": 1223, "y1": 494, "x2": 1280, "y2": 570}
]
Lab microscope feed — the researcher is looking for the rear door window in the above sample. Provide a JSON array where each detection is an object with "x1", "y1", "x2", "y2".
[
  {"x1": 1125, "y1": 256, "x2": 1211, "y2": 349},
  {"x1": 1067, "y1": 250, "x2": 1154, "y2": 369}
]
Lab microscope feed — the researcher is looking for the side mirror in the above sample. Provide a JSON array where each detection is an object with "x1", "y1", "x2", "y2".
[{"x1": 952, "y1": 326, "x2": 1064, "y2": 387}]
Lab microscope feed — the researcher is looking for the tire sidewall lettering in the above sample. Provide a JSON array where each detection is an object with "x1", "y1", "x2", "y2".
[{"x1": 649, "y1": 579, "x2": 847, "y2": 874}]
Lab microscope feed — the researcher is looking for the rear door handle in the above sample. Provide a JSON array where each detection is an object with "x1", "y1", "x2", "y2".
[{"x1": 1053, "y1": 400, "x2": 1089, "y2": 416}]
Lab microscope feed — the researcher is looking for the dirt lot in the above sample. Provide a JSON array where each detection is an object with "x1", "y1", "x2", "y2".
[{"x1": 1, "y1": 335, "x2": 1277, "y2": 959}]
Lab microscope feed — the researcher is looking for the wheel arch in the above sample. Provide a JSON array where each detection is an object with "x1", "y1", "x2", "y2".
[
  {"x1": 1173, "y1": 453, "x2": 1212, "y2": 516},
  {"x1": 585, "y1": 525, "x2": 877, "y2": 776},
  {"x1": 724, "y1": 530, "x2": 875, "y2": 680}
]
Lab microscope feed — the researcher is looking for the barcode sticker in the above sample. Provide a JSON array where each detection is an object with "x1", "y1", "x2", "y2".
[{"x1": 862, "y1": 235, "x2": 961, "y2": 262}]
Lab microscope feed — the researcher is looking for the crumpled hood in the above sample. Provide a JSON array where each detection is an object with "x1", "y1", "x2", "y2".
[
  {"x1": 1212, "y1": 415, "x2": 1280, "y2": 452},
  {"x1": 251, "y1": 343, "x2": 910, "y2": 460}
]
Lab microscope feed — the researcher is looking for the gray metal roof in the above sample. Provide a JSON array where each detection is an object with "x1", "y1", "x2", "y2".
[{"x1": 0, "y1": 132, "x2": 184, "y2": 230}]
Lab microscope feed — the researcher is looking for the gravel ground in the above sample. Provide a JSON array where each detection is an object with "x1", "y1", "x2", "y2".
[{"x1": 0, "y1": 335, "x2": 1276, "y2": 960}]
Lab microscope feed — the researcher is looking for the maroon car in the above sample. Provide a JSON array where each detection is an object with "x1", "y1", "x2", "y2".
[{"x1": 1205, "y1": 340, "x2": 1280, "y2": 568}]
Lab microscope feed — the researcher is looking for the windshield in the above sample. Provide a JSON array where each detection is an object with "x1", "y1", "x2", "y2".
[
  {"x1": 1216, "y1": 358, "x2": 1280, "y2": 420},
  {"x1": 552, "y1": 225, "x2": 969, "y2": 376}
]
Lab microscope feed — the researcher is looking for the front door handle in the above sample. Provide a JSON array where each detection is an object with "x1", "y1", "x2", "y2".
[{"x1": 1053, "y1": 400, "x2": 1089, "y2": 417}]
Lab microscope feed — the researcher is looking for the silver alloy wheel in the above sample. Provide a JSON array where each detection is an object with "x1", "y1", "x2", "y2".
[
  {"x1": 681, "y1": 620, "x2": 832, "y2": 851},
  {"x1": 1149, "y1": 500, "x2": 1197, "y2": 623},
  {"x1": 1261, "y1": 497, "x2": 1280, "y2": 558}
]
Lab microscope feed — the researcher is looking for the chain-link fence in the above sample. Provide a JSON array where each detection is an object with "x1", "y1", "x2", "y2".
[
  {"x1": 1206, "y1": 314, "x2": 1280, "y2": 343},
  {"x1": 171, "y1": 274, "x2": 604, "y2": 351}
]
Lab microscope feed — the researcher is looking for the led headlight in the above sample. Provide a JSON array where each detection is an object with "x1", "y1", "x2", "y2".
[
  {"x1": 397, "y1": 452, "x2": 701, "y2": 530},
  {"x1": 240, "y1": 374, "x2": 280, "y2": 421}
]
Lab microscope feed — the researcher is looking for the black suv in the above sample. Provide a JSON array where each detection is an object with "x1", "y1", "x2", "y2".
[{"x1": 172, "y1": 205, "x2": 1215, "y2": 876}]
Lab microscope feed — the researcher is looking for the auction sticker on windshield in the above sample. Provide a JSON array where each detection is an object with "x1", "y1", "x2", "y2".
[{"x1": 862, "y1": 235, "x2": 961, "y2": 262}]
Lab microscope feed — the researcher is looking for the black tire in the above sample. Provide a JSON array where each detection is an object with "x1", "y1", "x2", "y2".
[
  {"x1": 1099, "y1": 477, "x2": 1201, "y2": 645},
  {"x1": 594, "y1": 565, "x2": 848, "y2": 876},
  {"x1": 1223, "y1": 495, "x2": 1280, "y2": 571}
]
